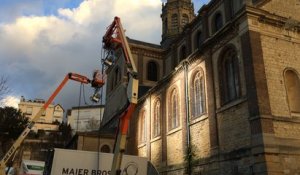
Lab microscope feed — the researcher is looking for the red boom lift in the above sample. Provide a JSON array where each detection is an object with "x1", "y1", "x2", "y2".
[
  {"x1": 0, "y1": 16, "x2": 141, "y2": 175},
  {"x1": 102, "y1": 16, "x2": 139, "y2": 175},
  {"x1": 0, "y1": 73, "x2": 104, "y2": 175}
]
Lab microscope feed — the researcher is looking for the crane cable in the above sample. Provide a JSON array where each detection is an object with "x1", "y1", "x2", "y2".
[
  {"x1": 96, "y1": 42, "x2": 107, "y2": 170},
  {"x1": 76, "y1": 79, "x2": 91, "y2": 132},
  {"x1": 76, "y1": 83, "x2": 83, "y2": 132},
  {"x1": 81, "y1": 84, "x2": 89, "y2": 106},
  {"x1": 76, "y1": 82, "x2": 90, "y2": 131}
]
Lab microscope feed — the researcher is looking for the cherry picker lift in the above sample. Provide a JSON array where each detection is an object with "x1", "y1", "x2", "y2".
[
  {"x1": 102, "y1": 16, "x2": 139, "y2": 175},
  {"x1": 0, "y1": 72, "x2": 104, "y2": 175},
  {"x1": 0, "y1": 16, "x2": 158, "y2": 175}
]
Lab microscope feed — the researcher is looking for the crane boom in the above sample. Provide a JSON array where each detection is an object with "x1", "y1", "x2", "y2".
[
  {"x1": 0, "y1": 73, "x2": 103, "y2": 175},
  {"x1": 102, "y1": 16, "x2": 139, "y2": 175}
]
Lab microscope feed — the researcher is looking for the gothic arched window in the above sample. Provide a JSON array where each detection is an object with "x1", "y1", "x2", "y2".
[
  {"x1": 219, "y1": 47, "x2": 241, "y2": 104},
  {"x1": 284, "y1": 69, "x2": 300, "y2": 115},
  {"x1": 182, "y1": 14, "x2": 189, "y2": 26},
  {"x1": 213, "y1": 13, "x2": 223, "y2": 33},
  {"x1": 169, "y1": 88, "x2": 179, "y2": 130},
  {"x1": 153, "y1": 100, "x2": 161, "y2": 137},
  {"x1": 147, "y1": 61, "x2": 158, "y2": 81},
  {"x1": 191, "y1": 70, "x2": 206, "y2": 118}
]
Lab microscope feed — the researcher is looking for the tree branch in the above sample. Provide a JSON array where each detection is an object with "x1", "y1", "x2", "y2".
[{"x1": 0, "y1": 76, "x2": 10, "y2": 102}]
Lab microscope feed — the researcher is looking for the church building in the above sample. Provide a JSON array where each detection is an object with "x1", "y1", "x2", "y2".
[{"x1": 101, "y1": 0, "x2": 300, "y2": 174}]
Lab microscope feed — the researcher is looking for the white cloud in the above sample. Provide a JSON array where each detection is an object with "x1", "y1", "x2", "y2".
[
  {"x1": 1, "y1": 95, "x2": 20, "y2": 109},
  {"x1": 0, "y1": 0, "x2": 162, "y2": 110}
]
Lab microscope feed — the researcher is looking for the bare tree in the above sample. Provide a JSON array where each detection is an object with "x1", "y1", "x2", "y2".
[{"x1": 0, "y1": 76, "x2": 10, "y2": 103}]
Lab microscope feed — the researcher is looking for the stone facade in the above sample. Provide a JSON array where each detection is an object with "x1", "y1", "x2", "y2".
[{"x1": 102, "y1": 0, "x2": 300, "y2": 174}]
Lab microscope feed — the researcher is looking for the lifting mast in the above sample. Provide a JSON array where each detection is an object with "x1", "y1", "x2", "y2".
[
  {"x1": 0, "y1": 73, "x2": 104, "y2": 175},
  {"x1": 102, "y1": 16, "x2": 139, "y2": 175}
]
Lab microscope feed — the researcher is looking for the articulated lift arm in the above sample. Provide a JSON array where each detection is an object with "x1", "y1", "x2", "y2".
[
  {"x1": 103, "y1": 16, "x2": 139, "y2": 175},
  {"x1": 0, "y1": 73, "x2": 104, "y2": 175}
]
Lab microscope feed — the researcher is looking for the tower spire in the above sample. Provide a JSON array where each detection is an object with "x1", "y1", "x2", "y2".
[{"x1": 161, "y1": 0, "x2": 195, "y2": 48}]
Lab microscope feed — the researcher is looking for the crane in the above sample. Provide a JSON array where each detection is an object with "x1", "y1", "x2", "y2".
[
  {"x1": 102, "y1": 16, "x2": 139, "y2": 175},
  {"x1": 0, "y1": 72, "x2": 104, "y2": 175}
]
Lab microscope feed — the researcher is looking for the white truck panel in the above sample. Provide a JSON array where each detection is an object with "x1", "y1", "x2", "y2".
[{"x1": 50, "y1": 148, "x2": 147, "y2": 175}]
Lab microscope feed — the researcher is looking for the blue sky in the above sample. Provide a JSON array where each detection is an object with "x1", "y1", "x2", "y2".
[
  {"x1": 0, "y1": 0, "x2": 210, "y2": 109},
  {"x1": 0, "y1": 0, "x2": 83, "y2": 23},
  {"x1": 0, "y1": 0, "x2": 208, "y2": 22},
  {"x1": 43, "y1": 0, "x2": 83, "y2": 15}
]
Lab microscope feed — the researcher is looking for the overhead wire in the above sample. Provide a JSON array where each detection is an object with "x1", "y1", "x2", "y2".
[{"x1": 97, "y1": 42, "x2": 107, "y2": 170}]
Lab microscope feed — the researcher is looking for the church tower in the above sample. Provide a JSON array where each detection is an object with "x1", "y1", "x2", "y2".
[{"x1": 161, "y1": 0, "x2": 195, "y2": 48}]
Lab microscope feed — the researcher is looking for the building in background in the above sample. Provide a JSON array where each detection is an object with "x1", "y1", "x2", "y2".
[
  {"x1": 67, "y1": 105, "x2": 104, "y2": 133},
  {"x1": 14, "y1": 97, "x2": 66, "y2": 171},
  {"x1": 63, "y1": 105, "x2": 114, "y2": 155},
  {"x1": 76, "y1": 131, "x2": 115, "y2": 153},
  {"x1": 101, "y1": 0, "x2": 300, "y2": 174},
  {"x1": 18, "y1": 96, "x2": 64, "y2": 131}
]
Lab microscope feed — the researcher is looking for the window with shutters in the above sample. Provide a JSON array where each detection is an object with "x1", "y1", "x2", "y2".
[{"x1": 26, "y1": 107, "x2": 33, "y2": 115}]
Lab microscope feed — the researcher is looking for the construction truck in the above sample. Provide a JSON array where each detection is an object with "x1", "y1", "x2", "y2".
[{"x1": 0, "y1": 16, "x2": 158, "y2": 175}]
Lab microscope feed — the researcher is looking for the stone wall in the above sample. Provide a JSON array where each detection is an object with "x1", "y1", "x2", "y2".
[
  {"x1": 261, "y1": 34, "x2": 300, "y2": 117},
  {"x1": 189, "y1": 117, "x2": 211, "y2": 159},
  {"x1": 137, "y1": 144, "x2": 147, "y2": 158},
  {"x1": 77, "y1": 135, "x2": 114, "y2": 153},
  {"x1": 260, "y1": 0, "x2": 300, "y2": 21},
  {"x1": 128, "y1": 1, "x2": 300, "y2": 174},
  {"x1": 279, "y1": 154, "x2": 300, "y2": 175},
  {"x1": 217, "y1": 102, "x2": 251, "y2": 152},
  {"x1": 248, "y1": 2, "x2": 300, "y2": 174},
  {"x1": 150, "y1": 139, "x2": 162, "y2": 167}
]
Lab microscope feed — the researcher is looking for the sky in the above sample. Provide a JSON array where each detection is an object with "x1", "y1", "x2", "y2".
[{"x1": 0, "y1": 0, "x2": 210, "y2": 110}]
